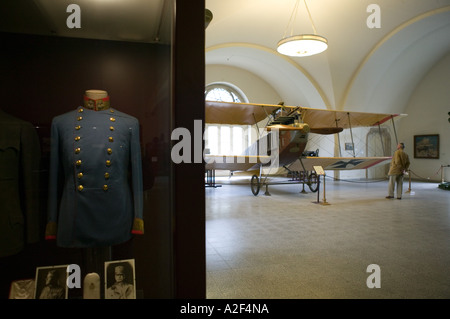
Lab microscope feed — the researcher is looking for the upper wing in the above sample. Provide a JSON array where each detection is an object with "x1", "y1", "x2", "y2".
[
  {"x1": 205, "y1": 100, "x2": 280, "y2": 125},
  {"x1": 287, "y1": 157, "x2": 392, "y2": 171},
  {"x1": 205, "y1": 100, "x2": 407, "y2": 128},
  {"x1": 298, "y1": 107, "x2": 406, "y2": 129}
]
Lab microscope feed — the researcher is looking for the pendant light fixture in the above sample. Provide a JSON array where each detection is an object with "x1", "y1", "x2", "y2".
[
  {"x1": 205, "y1": 9, "x2": 213, "y2": 29},
  {"x1": 277, "y1": 0, "x2": 328, "y2": 57}
]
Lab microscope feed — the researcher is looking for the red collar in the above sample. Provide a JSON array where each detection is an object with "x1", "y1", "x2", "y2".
[{"x1": 83, "y1": 95, "x2": 110, "y2": 111}]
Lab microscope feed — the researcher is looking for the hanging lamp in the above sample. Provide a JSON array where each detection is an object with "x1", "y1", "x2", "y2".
[{"x1": 277, "y1": 0, "x2": 328, "y2": 57}]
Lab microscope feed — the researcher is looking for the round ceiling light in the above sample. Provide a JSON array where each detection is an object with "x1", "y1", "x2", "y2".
[{"x1": 277, "y1": 34, "x2": 328, "y2": 57}]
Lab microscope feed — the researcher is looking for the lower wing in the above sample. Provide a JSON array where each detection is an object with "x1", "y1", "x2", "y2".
[
  {"x1": 287, "y1": 157, "x2": 392, "y2": 171},
  {"x1": 205, "y1": 155, "x2": 271, "y2": 171}
]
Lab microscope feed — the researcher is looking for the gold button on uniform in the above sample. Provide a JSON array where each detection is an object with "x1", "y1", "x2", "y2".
[{"x1": 72, "y1": 108, "x2": 116, "y2": 194}]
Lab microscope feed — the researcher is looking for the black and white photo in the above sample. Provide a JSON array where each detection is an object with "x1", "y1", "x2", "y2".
[
  {"x1": 34, "y1": 265, "x2": 68, "y2": 299},
  {"x1": 104, "y1": 259, "x2": 136, "y2": 299}
]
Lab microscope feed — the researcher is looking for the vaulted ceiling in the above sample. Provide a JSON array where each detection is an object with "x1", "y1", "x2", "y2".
[
  {"x1": 1, "y1": 1, "x2": 449, "y2": 115},
  {"x1": 205, "y1": 0, "x2": 450, "y2": 113}
]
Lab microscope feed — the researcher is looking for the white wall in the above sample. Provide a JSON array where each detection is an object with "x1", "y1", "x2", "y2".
[{"x1": 399, "y1": 53, "x2": 450, "y2": 183}]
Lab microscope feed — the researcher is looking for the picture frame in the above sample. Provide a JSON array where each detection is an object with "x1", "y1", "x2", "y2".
[
  {"x1": 104, "y1": 259, "x2": 136, "y2": 299},
  {"x1": 344, "y1": 143, "x2": 354, "y2": 151},
  {"x1": 34, "y1": 265, "x2": 69, "y2": 299},
  {"x1": 9, "y1": 279, "x2": 35, "y2": 299},
  {"x1": 414, "y1": 134, "x2": 439, "y2": 159}
]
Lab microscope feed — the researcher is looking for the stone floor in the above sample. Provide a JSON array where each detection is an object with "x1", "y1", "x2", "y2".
[{"x1": 205, "y1": 175, "x2": 450, "y2": 299}]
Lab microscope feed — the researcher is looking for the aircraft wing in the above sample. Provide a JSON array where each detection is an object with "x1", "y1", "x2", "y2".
[
  {"x1": 298, "y1": 107, "x2": 406, "y2": 129},
  {"x1": 205, "y1": 100, "x2": 407, "y2": 128},
  {"x1": 287, "y1": 157, "x2": 392, "y2": 172},
  {"x1": 205, "y1": 155, "x2": 271, "y2": 171},
  {"x1": 206, "y1": 100, "x2": 280, "y2": 125},
  {"x1": 205, "y1": 101, "x2": 401, "y2": 175}
]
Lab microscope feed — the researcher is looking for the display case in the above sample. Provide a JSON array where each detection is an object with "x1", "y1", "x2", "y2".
[{"x1": 0, "y1": 0, "x2": 205, "y2": 299}]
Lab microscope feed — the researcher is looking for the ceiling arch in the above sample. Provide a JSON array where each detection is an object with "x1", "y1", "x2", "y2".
[
  {"x1": 205, "y1": 0, "x2": 450, "y2": 114},
  {"x1": 206, "y1": 43, "x2": 330, "y2": 108},
  {"x1": 343, "y1": 7, "x2": 450, "y2": 114}
]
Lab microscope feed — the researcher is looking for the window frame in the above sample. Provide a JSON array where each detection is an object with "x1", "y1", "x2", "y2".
[{"x1": 205, "y1": 82, "x2": 251, "y2": 155}]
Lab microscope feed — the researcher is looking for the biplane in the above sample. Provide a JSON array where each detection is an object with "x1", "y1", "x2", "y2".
[{"x1": 204, "y1": 100, "x2": 406, "y2": 196}]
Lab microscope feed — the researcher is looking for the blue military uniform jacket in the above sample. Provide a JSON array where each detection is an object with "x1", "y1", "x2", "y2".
[{"x1": 45, "y1": 105, "x2": 144, "y2": 248}]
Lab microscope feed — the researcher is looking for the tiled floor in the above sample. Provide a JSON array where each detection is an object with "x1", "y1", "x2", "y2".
[{"x1": 205, "y1": 175, "x2": 450, "y2": 299}]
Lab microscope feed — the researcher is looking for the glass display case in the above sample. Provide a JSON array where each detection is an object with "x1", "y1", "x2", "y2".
[{"x1": 0, "y1": 0, "x2": 205, "y2": 299}]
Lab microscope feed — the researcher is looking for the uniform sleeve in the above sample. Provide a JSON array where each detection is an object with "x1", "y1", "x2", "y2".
[
  {"x1": 45, "y1": 118, "x2": 60, "y2": 240},
  {"x1": 130, "y1": 119, "x2": 144, "y2": 235},
  {"x1": 20, "y1": 122, "x2": 41, "y2": 244}
]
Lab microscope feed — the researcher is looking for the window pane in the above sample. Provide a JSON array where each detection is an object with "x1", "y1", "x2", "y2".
[
  {"x1": 206, "y1": 126, "x2": 219, "y2": 155},
  {"x1": 230, "y1": 92, "x2": 241, "y2": 103},
  {"x1": 232, "y1": 126, "x2": 243, "y2": 154},
  {"x1": 206, "y1": 88, "x2": 233, "y2": 102},
  {"x1": 220, "y1": 126, "x2": 230, "y2": 154}
]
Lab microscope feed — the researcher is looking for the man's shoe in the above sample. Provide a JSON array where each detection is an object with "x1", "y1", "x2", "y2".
[
  {"x1": 397, "y1": 197, "x2": 401, "y2": 200},
  {"x1": 385, "y1": 196, "x2": 394, "y2": 199}
]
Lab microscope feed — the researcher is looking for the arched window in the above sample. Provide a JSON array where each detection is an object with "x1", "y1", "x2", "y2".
[
  {"x1": 205, "y1": 83, "x2": 246, "y2": 103},
  {"x1": 205, "y1": 83, "x2": 251, "y2": 155}
]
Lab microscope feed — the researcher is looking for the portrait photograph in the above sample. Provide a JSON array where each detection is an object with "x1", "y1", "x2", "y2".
[
  {"x1": 34, "y1": 265, "x2": 69, "y2": 299},
  {"x1": 414, "y1": 134, "x2": 439, "y2": 159},
  {"x1": 104, "y1": 259, "x2": 136, "y2": 299}
]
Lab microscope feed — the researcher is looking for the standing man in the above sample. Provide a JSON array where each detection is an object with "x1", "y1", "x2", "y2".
[{"x1": 386, "y1": 142, "x2": 410, "y2": 200}]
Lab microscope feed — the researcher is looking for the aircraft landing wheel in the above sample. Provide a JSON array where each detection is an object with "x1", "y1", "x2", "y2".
[
  {"x1": 251, "y1": 175, "x2": 260, "y2": 196},
  {"x1": 308, "y1": 172, "x2": 319, "y2": 193}
]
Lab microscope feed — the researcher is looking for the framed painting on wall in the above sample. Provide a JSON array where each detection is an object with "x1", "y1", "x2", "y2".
[{"x1": 414, "y1": 134, "x2": 439, "y2": 159}]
